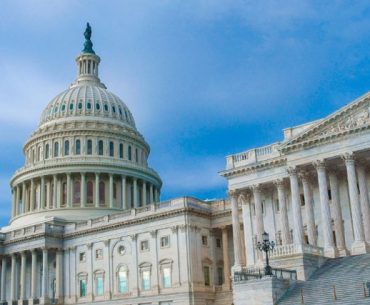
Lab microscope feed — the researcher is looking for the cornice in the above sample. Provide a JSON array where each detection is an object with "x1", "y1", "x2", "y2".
[{"x1": 220, "y1": 157, "x2": 287, "y2": 178}]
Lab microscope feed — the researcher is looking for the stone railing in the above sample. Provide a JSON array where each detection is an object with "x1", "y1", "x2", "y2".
[
  {"x1": 4, "y1": 222, "x2": 65, "y2": 242},
  {"x1": 234, "y1": 267, "x2": 297, "y2": 282},
  {"x1": 226, "y1": 142, "x2": 281, "y2": 169},
  {"x1": 270, "y1": 243, "x2": 324, "y2": 258}
]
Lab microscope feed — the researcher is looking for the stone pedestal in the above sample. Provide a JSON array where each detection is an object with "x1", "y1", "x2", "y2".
[{"x1": 233, "y1": 276, "x2": 291, "y2": 305}]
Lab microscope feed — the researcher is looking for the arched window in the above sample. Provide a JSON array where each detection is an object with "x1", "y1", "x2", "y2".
[
  {"x1": 87, "y1": 139, "x2": 92, "y2": 155},
  {"x1": 62, "y1": 182, "x2": 67, "y2": 205},
  {"x1": 75, "y1": 139, "x2": 81, "y2": 155},
  {"x1": 135, "y1": 148, "x2": 138, "y2": 163},
  {"x1": 119, "y1": 143, "x2": 123, "y2": 159},
  {"x1": 87, "y1": 181, "x2": 93, "y2": 204},
  {"x1": 73, "y1": 180, "x2": 81, "y2": 204},
  {"x1": 99, "y1": 181, "x2": 105, "y2": 205},
  {"x1": 45, "y1": 144, "x2": 49, "y2": 159},
  {"x1": 118, "y1": 266, "x2": 128, "y2": 293},
  {"x1": 95, "y1": 272, "x2": 104, "y2": 296},
  {"x1": 128, "y1": 145, "x2": 132, "y2": 161},
  {"x1": 64, "y1": 140, "x2": 70, "y2": 156},
  {"x1": 37, "y1": 146, "x2": 42, "y2": 161},
  {"x1": 98, "y1": 140, "x2": 104, "y2": 156},
  {"x1": 54, "y1": 142, "x2": 59, "y2": 157},
  {"x1": 109, "y1": 141, "x2": 114, "y2": 157}
]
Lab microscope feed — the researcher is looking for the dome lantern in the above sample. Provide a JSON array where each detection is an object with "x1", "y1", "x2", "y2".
[{"x1": 71, "y1": 23, "x2": 106, "y2": 89}]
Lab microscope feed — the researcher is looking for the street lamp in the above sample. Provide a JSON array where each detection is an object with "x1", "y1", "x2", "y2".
[{"x1": 257, "y1": 231, "x2": 275, "y2": 276}]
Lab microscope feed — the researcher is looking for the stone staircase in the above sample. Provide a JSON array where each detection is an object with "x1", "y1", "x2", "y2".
[{"x1": 278, "y1": 253, "x2": 370, "y2": 305}]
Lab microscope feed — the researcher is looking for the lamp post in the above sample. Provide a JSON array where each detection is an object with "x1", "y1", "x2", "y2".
[{"x1": 257, "y1": 231, "x2": 275, "y2": 276}]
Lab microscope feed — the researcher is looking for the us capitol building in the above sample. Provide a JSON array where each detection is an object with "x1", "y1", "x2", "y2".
[{"x1": 2, "y1": 24, "x2": 370, "y2": 305}]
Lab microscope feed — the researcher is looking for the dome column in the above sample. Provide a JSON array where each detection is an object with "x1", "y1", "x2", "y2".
[
  {"x1": 109, "y1": 174, "x2": 114, "y2": 208},
  {"x1": 53, "y1": 175, "x2": 57, "y2": 208},
  {"x1": 133, "y1": 178, "x2": 138, "y2": 208},
  {"x1": 15, "y1": 185, "x2": 20, "y2": 216},
  {"x1": 142, "y1": 181, "x2": 147, "y2": 206},
  {"x1": 149, "y1": 184, "x2": 154, "y2": 204},
  {"x1": 95, "y1": 173, "x2": 100, "y2": 208},
  {"x1": 22, "y1": 182, "x2": 26, "y2": 213},
  {"x1": 11, "y1": 188, "x2": 16, "y2": 218},
  {"x1": 121, "y1": 176, "x2": 127, "y2": 209},
  {"x1": 56, "y1": 177, "x2": 62, "y2": 208},
  {"x1": 40, "y1": 176, "x2": 45, "y2": 209},
  {"x1": 81, "y1": 173, "x2": 86, "y2": 207},
  {"x1": 66, "y1": 173, "x2": 72, "y2": 207},
  {"x1": 30, "y1": 179, "x2": 35, "y2": 211},
  {"x1": 47, "y1": 179, "x2": 52, "y2": 209}
]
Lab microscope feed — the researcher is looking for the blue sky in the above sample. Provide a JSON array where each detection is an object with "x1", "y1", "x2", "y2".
[{"x1": 1, "y1": 1, "x2": 370, "y2": 226}]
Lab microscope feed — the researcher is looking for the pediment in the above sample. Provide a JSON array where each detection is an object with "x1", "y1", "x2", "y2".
[{"x1": 281, "y1": 92, "x2": 370, "y2": 152}]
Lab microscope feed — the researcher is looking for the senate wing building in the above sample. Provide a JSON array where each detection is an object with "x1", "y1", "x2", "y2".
[{"x1": 2, "y1": 25, "x2": 370, "y2": 305}]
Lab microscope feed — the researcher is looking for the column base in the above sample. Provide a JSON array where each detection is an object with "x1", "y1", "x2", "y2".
[
  {"x1": 337, "y1": 248, "x2": 350, "y2": 257},
  {"x1": 351, "y1": 240, "x2": 369, "y2": 255},
  {"x1": 18, "y1": 300, "x2": 28, "y2": 305},
  {"x1": 39, "y1": 296, "x2": 50, "y2": 305},
  {"x1": 28, "y1": 298, "x2": 40, "y2": 305},
  {"x1": 324, "y1": 246, "x2": 338, "y2": 258}
]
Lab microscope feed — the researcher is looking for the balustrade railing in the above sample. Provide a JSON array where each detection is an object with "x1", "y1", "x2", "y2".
[
  {"x1": 234, "y1": 267, "x2": 297, "y2": 282},
  {"x1": 270, "y1": 243, "x2": 324, "y2": 258}
]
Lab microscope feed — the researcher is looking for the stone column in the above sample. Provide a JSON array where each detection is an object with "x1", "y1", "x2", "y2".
[
  {"x1": 56, "y1": 249, "x2": 63, "y2": 301},
  {"x1": 103, "y1": 240, "x2": 111, "y2": 298},
  {"x1": 53, "y1": 175, "x2": 57, "y2": 208},
  {"x1": 142, "y1": 181, "x2": 147, "y2": 206},
  {"x1": 241, "y1": 193, "x2": 256, "y2": 267},
  {"x1": 30, "y1": 179, "x2": 35, "y2": 211},
  {"x1": 16, "y1": 185, "x2": 20, "y2": 215},
  {"x1": 20, "y1": 251, "x2": 27, "y2": 301},
  {"x1": 95, "y1": 173, "x2": 100, "y2": 208},
  {"x1": 11, "y1": 188, "x2": 16, "y2": 217},
  {"x1": 313, "y1": 160, "x2": 337, "y2": 257},
  {"x1": 130, "y1": 234, "x2": 139, "y2": 296},
  {"x1": 10, "y1": 254, "x2": 16, "y2": 302},
  {"x1": 149, "y1": 184, "x2": 154, "y2": 204},
  {"x1": 57, "y1": 177, "x2": 62, "y2": 208},
  {"x1": 121, "y1": 176, "x2": 126, "y2": 209},
  {"x1": 229, "y1": 190, "x2": 242, "y2": 269},
  {"x1": 47, "y1": 179, "x2": 52, "y2": 209},
  {"x1": 300, "y1": 173, "x2": 317, "y2": 246},
  {"x1": 30, "y1": 249, "x2": 38, "y2": 302},
  {"x1": 357, "y1": 164, "x2": 370, "y2": 243},
  {"x1": 41, "y1": 248, "x2": 49, "y2": 302},
  {"x1": 253, "y1": 185, "x2": 264, "y2": 242},
  {"x1": 275, "y1": 179, "x2": 291, "y2": 245},
  {"x1": 40, "y1": 176, "x2": 46, "y2": 209},
  {"x1": 328, "y1": 170, "x2": 347, "y2": 255},
  {"x1": 133, "y1": 178, "x2": 138, "y2": 208},
  {"x1": 288, "y1": 167, "x2": 304, "y2": 245},
  {"x1": 22, "y1": 182, "x2": 26, "y2": 213},
  {"x1": 1, "y1": 257, "x2": 6, "y2": 302},
  {"x1": 221, "y1": 226, "x2": 231, "y2": 290},
  {"x1": 66, "y1": 173, "x2": 72, "y2": 207},
  {"x1": 109, "y1": 174, "x2": 114, "y2": 208},
  {"x1": 80, "y1": 173, "x2": 86, "y2": 207},
  {"x1": 150, "y1": 230, "x2": 159, "y2": 292},
  {"x1": 343, "y1": 153, "x2": 368, "y2": 254}
]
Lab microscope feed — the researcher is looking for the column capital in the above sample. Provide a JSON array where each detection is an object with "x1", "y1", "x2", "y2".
[
  {"x1": 287, "y1": 166, "x2": 298, "y2": 176},
  {"x1": 130, "y1": 233, "x2": 137, "y2": 241},
  {"x1": 273, "y1": 178, "x2": 286, "y2": 189},
  {"x1": 251, "y1": 184, "x2": 261, "y2": 193},
  {"x1": 237, "y1": 191, "x2": 250, "y2": 205},
  {"x1": 171, "y1": 225, "x2": 178, "y2": 233},
  {"x1": 342, "y1": 152, "x2": 355, "y2": 163},
  {"x1": 312, "y1": 159, "x2": 326, "y2": 170},
  {"x1": 220, "y1": 225, "x2": 229, "y2": 231},
  {"x1": 227, "y1": 189, "x2": 238, "y2": 198}
]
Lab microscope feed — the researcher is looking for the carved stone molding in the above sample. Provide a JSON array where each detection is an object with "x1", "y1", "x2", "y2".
[
  {"x1": 171, "y1": 225, "x2": 178, "y2": 234},
  {"x1": 227, "y1": 189, "x2": 238, "y2": 198},
  {"x1": 150, "y1": 230, "x2": 157, "y2": 238},
  {"x1": 342, "y1": 152, "x2": 355, "y2": 164},
  {"x1": 312, "y1": 160, "x2": 326, "y2": 170},
  {"x1": 287, "y1": 166, "x2": 298, "y2": 176},
  {"x1": 130, "y1": 234, "x2": 137, "y2": 241}
]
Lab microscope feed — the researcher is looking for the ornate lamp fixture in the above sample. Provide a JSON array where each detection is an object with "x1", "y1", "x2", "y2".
[{"x1": 257, "y1": 231, "x2": 275, "y2": 276}]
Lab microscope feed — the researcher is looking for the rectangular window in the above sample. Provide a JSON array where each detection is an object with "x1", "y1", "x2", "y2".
[
  {"x1": 217, "y1": 267, "x2": 223, "y2": 285},
  {"x1": 109, "y1": 141, "x2": 114, "y2": 157},
  {"x1": 119, "y1": 143, "x2": 124, "y2": 159},
  {"x1": 160, "y1": 236, "x2": 170, "y2": 248},
  {"x1": 142, "y1": 270, "x2": 151, "y2": 290},
  {"x1": 118, "y1": 270, "x2": 128, "y2": 293},
  {"x1": 300, "y1": 194, "x2": 305, "y2": 206},
  {"x1": 87, "y1": 139, "x2": 92, "y2": 155},
  {"x1": 95, "y1": 249, "x2": 103, "y2": 260},
  {"x1": 275, "y1": 199, "x2": 280, "y2": 212},
  {"x1": 96, "y1": 276, "x2": 104, "y2": 296},
  {"x1": 202, "y1": 235, "x2": 208, "y2": 246},
  {"x1": 140, "y1": 240, "x2": 149, "y2": 251},
  {"x1": 79, "y1": 252, "x2": 86, "y2": 262},
  {"x1": 163, "y1": 267, "x2": 171, "y2": 288},
  {"x1": 80, "y1": 279, "x2": 87, "y2": 297},
  {"x1": 203, "y1": 266, "x2": 210, "y2": 286},
  {"x1": 216, "y1": 238, "x2": 221, "y2": 248},
  {"x1": 328, "y1": 189, "x2": 332, "y2": 201}
]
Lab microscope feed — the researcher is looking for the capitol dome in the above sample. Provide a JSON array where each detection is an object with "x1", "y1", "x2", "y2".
[{"x1": 9, "y1": 24, "x2": 162, "y2": 227}]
